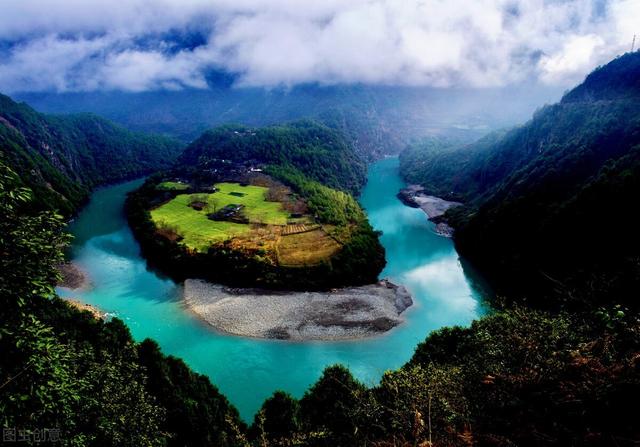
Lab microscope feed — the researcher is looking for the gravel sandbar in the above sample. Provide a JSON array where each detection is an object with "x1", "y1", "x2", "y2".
[{"x1": 183, "y1": 279, "x2": 413, "y2": 340}]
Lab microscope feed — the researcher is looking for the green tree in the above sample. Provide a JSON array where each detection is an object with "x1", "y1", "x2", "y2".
[
  {"x1": 250, "y1": 391, "x2": 299, "y2": 445},
  {"x1": 374, "y1": 364, "x2": 469, "y2": 446},
  {"x1": 299, "y1": 365, "x2": 365, "y2": 444},
  {"x1": 0, "y1": 161, "x2": 166, "y2": 445}
]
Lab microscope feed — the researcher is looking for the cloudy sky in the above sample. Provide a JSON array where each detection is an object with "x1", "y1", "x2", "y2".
[{"x1": 0, "y1": 0, "x2": 637, "y2": 93}]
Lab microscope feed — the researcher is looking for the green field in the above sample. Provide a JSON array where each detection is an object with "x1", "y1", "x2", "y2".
[
  {"x1": 157, "y1": 181, "x2": 190, "y2": 191},
  {"x1": 150, "y1": 183, "x2": 289, "y2": 251},
  {"x1": 212, "y1": 183, "x2": 289, "y2": 224}
]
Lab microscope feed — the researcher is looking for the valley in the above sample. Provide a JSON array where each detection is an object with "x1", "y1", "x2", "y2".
[
  {"x1": 399, "y1": 52, "x2": 640, "y2": 308},
  {"x1": 2, "y1": 16, "x2": 639, "y2": 441},
  {"x1": 0, "y1": 93, "x2": 182, "y2": 214}
]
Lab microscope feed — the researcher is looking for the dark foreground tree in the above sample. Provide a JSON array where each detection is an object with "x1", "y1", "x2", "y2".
[
  {"x1": 250, "y1": 391, "x2": 300, "y2": 445},
  {"x1": 0, "y1": 161, "x2": 244, "y2": 446}
]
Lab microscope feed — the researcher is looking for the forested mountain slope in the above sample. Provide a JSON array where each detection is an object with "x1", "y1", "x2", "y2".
[
  {"x1": 399, "y1": 52, "x2": 640, "y2": 308},
  {"x1": 179, "y1": 121, "x2": 366, "y2": 194},
  {"x1": 0, "y1": 162, "x2": 244, "y2": 446},
  {"x1": 0, "y1": 93, "x2": 183, "y2": 214}
]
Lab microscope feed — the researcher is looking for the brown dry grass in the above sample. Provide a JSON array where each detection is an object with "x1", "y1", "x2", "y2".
[
  {"x1": 276, "y1": 228, "x2": 342, "y2": 266},
  {"x1": 224, "y1": 224, "x2": 282, "y2": 264}
]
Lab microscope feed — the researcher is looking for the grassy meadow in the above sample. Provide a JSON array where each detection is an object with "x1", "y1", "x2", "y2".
[
  {"x1": 151, "y1": 182, "x2": 344, "y2": 264},
  {"x1": 213, "y1": 183, "x2": 289, "y2": 224},
  {"x1": 157, "y1": 181, "x2": 190, "y2": 190},
  {"x1": 150, "y1": 183, "x2": 289, "y2": 251}
]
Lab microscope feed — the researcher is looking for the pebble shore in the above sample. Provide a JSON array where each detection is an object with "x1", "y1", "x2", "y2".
[
  {"x1": 397, "y1": 185, "x2": 462, "y2": 237},
  {"x1": 183, "y1": 279, "x2": 413, "y2": 340}
]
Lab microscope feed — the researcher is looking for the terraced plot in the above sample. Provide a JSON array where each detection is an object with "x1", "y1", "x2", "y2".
[
  {"x1": 151, "y1": 182, "x2": 343, "y2": 265},
  {"x1": 276, "y1": 229, "x2": 342, "y2": 266},
  {"x1": 281, "y1": 223, "x2": 320, "y2": 236}
]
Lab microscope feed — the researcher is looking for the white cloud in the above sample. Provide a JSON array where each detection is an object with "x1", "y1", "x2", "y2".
[
  {"x1": 0, "y1": 0, "x2": 636, "y2": 92},
  {"x1": 100, "y1": 50, "x2": 210, "y2": 92},
  {"x1": 403, "y1": 258, "x2": 479, "y2": 315},
  {"x1": 538, "y1": 34, "x2": 606, "y2": 84}
]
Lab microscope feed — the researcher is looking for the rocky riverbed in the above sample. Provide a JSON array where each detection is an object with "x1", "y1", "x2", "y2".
[
  {"x1": 183, "y1": 279, "x2": 413, "y2": 340},
  {"x1": 397, "y1": 185, "x2": 462, "y2": 237}
]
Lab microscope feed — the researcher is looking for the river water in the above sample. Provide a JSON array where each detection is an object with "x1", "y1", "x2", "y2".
[{"x1": 58, "y1": 157, "x2": 485, "y2": 420}]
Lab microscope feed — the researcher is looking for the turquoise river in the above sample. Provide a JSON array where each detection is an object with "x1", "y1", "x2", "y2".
[{"x1": 58, "y1": 157, "x2": 486, "y2": 421}]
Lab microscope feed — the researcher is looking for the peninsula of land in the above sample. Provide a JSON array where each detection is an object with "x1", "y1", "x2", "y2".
[{"x1": 397, "y1": 185, "x2": 462, "y2": 237}]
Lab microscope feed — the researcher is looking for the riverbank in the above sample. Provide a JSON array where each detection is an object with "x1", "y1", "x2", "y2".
[
  {"x1": 56, "y1": 262, "x2": 106, "y2": 318},
  {"x1": 397, "y1": 185, "x2": 462, "y2": 237},
  {"x1": 64, "y1": 298, "x2": 106, "y2": 319},
  {"x1": 57, "y1": 261, "x2": 90, "y2": 289},
  {"x1": 183, "y1": 279, "x2": 413, "y2": 340}
]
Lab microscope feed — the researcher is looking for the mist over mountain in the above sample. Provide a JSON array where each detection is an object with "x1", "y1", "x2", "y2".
[
  {"x1": 1, "y1": 0, "x2": 636, "y2": 92},
  {"x1": 15, "y1": 83, "x2": 564, "y2": 158},
  {"x1": 4, "y1": 0, "x2": 627, "y2": 157}
]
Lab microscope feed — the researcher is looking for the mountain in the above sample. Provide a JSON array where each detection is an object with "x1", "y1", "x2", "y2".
[
  {"x1": 15, "y1": 84, "x2": 563, "y2": 160},
  {"x1": 5, "y1": 150, "x2": 638, "y2": 445},
  {"x1": 2, "y1": 61, "x2": 637, "y2": 447},
  {"x1": 0, "y1": 93, "x2": 183, "y2": 214},
  {"x1": 399, "y1": 52, "x2": 640, "y2": 308},
  {"x1": 179, "y1": 120, "x2": 366, "y2": 194}
]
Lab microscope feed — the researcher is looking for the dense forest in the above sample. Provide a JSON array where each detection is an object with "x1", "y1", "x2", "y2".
[
  {"x1": 400, "y1": 52, "x2": 640, "y2": 310},
  {"x1": 178, "y1": 121, "x2": 367, "y2": 194},
  {"x1": 244, "y1": 305, "x2": 639, "y2": 446},
  {"x1": 0, "y1": 93, "x2": 183, "y2": 215},
  {"x1": 0, "y1": 162, "x2": 244, "y2": 446},
  {"x1": 127, "y1": 121, "x2": 386, "y2": 289}
]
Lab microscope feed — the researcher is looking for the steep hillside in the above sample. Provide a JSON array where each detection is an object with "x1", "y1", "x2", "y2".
[
  {"x1": 0, "y1": 162, "x2": 244, "y2": 446},
  {"x1": 399, "y1": 133, "x2": 508, "y2": 201},
  {"x1": 562, "y1": 53, "x2": 640, "y2": 102},
  {"x1": 0, "y1": 93, "x2": 183, "y2": 214},
  {"x1": 399, "y1": 52, "x2": 640, "y2": 308},
  {"x1": 178, "y1": 120, "x2": 366, "y2": 195}
]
